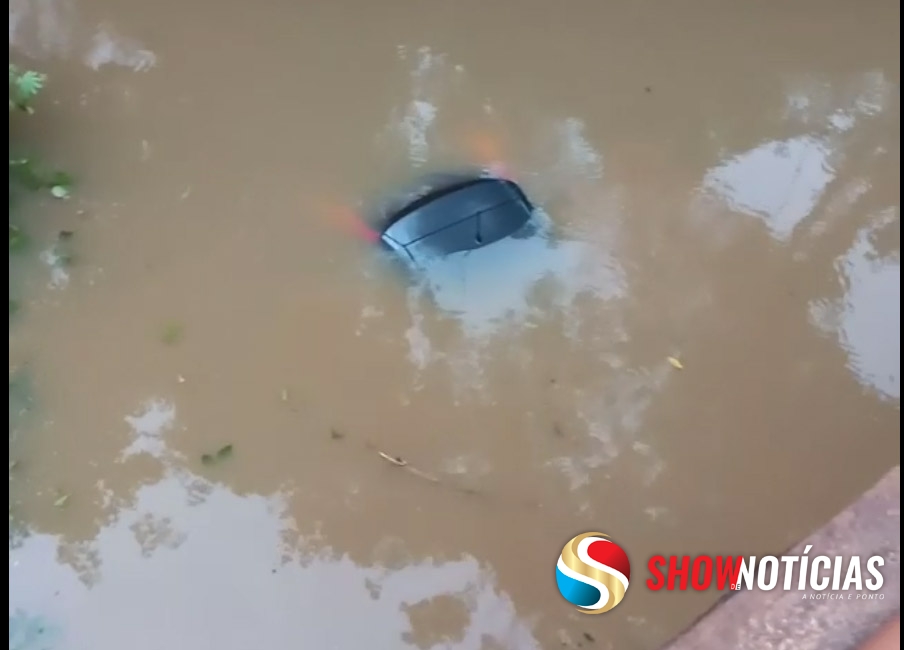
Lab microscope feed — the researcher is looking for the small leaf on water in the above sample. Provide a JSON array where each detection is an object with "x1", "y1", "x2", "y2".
[
  {"x1": 330, "y1": 428, "x2": 344, "y2": 440},
  {"x1": 216, "y1": 444, "x2": 233, "y2": 460},
  {"x1": 58, "y1": 230, "x2": 74, "y2": 241},
  {"x1": 53, "y1": 494, "x2": 70, "y2": 508},
  {"x1": 201, "y1": 454, "x2": 215, "y2": 466},
  {"x1": 9, "y1": 225, "x2": 27, "y2": 251},
  {"x1": 48, "y1": 171, "x2": 74, "y2": 187},
  {"x1": 50, "y1": 185, "x2": 70, "y2": 199},
  {"x1": 161, "y1": 323, "x2": 183, "y2": 345},
  {"x1": 14, "y1": 70, "x2": 46, "y2": 101},
  {"x1": 667, "y1": 356, "x2": 684, "y2": 370}
]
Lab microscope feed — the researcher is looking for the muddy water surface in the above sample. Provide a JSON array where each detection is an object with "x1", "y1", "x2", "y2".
[{"x1": 9, "y1": 1, "x2": 901, "y2": 649}]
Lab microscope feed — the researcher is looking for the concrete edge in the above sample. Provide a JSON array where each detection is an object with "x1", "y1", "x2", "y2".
[{"x1": 659, "y1": 466, "x2": 900, "y2": 650}]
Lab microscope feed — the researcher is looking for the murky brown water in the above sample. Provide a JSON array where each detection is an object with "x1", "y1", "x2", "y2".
[{"x1": 9, "y1": 0, "x2": 901, "y2": 648}]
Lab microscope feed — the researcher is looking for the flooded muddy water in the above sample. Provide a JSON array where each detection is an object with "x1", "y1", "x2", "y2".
[{"x1": 9, "y1": 0, "x2": 901, "y2": 648}]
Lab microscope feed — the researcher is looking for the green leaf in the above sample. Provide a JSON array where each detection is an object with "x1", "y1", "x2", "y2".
[
  {"x1": 47, "y1": 171, "x2": 73, "y2": 187},
  {"x1": 9, "y1": 158, "x2": 47, "y2": 190},
  {"x1": 13, "y1": 70, "x2": 46, "y2": 103},
  {"x1": 160, "y1": 323, "x2": 183, "y2": 345},
  {"x1": 53, "y1": 493, "x2": 70, "y2": 508},
  {"x1": 216, "y1": 444, "x2": 233, "y2": 460},
  {"x1": 50, "y1": 185, "x2": 70, "y2": 199},
  {"x1": 9, "y1": 225, "x2": 27, "y2": 251},
  {"x1": 201, "y1": 454, "x2": 215, "y2": 466}
]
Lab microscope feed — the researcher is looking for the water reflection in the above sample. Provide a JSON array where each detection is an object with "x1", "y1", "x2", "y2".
[
  {"x1": 810, "y1": 211, "x2": 900, "y2": 401},
  {"x1": 9, "y1": 470, "x2": 541, "y2": 650},
  {"x1": 9, "y1": 609, "x2": 63, "y2": 650},
  {"x1": 703, "y1": 70, "x2": 896, "y2": 243},
  {"x1": 9, "y1": 0, "x2": 156, "y2": 70},
  {"x1": 83, "y1": 24, "x2": 156, "y2": 72},
  {"x1": 120, "y1": 398, "x2": 177, "y2": 461},
  {"x1": 783, "y1": 71, "x2": 892, "y2": 130},
  {"x1": 702, "y1": 135, "x2": 835, "y2": 241},
  {"x1": 9, "y1": 0, "x2": 76, "y2": 60},
  {"x1": 403, "y1": 211, "x2": 624, "y2": 339}
]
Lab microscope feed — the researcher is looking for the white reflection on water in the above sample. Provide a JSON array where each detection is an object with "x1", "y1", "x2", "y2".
[
  {"x1": 809, "y1": 211, "x2": 900, "y2": 401},
  {"x1": 120, "y1": 398, "x2": 177, "y2": 461},
  {"x1": 705, "y1": 70, "x2": 896, "y2": 243},
  {"x1": 702, "y1": 135, "x2": 835, "y2": 242},
  {"x1": 408, "y1": 211, "x2": 625, "y2": 339},
  {"x1": 9, "y1": 0, "x2": 156, "y2": 71},
  {"x1": 9, "y1": 470, "x2": 541, "y2": 650}
]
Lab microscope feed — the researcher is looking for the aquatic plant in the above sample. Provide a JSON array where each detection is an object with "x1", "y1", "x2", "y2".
[
  {"x1": 9, "y1": 64, "x2": 70, "y2": 518},
  {"x1": 10, "y1": 64, "x2": 72, "y2": 192},
  {"x1": 9, "y1": 63, "x2": 72, "y2": 315}
]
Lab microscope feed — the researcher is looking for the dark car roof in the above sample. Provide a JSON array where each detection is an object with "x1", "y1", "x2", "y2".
[{"x1": 379, "y1": 175, "x2": 534, "y2": 262}]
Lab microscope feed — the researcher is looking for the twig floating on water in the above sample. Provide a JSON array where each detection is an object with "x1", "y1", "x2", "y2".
[
  {"x1": 406, "y1": 466, "x2": 440, "y2": 483},
  {"x1": 378, "y1": 451, "x2": 407, "y2": 467}
]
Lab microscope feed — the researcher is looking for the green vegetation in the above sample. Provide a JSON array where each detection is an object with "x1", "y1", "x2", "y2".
[
  {"x1": 160, "y1": 322, "x2": 185, "y2": 345},
  {"x1": 9, "y1": 63, "x2": 72, "y2": 526},
  {"x1": 9, "y1": 63, "x2": 73, "y2": 320},
  {"x1": 201, "y1": 444, "x2": 234, "y2": 466},
  {"x1": 9, "y1": 64, "x2": 72, "y2": 202}
]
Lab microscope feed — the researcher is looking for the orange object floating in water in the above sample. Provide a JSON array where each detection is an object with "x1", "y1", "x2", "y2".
[
  {"x1": 465, "y1": 130, "x2": 504, "y2": 164},
  {"x1": 464, "y1": 131, "x2": 512, "y2": 179},
  {"x1": 320, "y1": 200, "x2": 379, "y2": 242}
]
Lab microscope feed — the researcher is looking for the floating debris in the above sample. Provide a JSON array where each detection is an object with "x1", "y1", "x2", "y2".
[
  {"x1": 378, "y1": 451, "x2": 407, "y2": 467},
  {"x1": 9, "y1": 224, "x2": 26, "y2": 251},
  {"x1": 377, "y1": 451, "x2": 442, "y2": 484},
  {"x1": 406, "y1": 466, "x2": 441, "y2": 484},
  {"x1": 201, "y1": 444, "x2": 234, "y2": 466},
  {"x1": 160, "y1": 323, "x2": 183, "y2": 345},
  {"x1": 667, "y1": 356, "x2": 685, "y2": 370}
]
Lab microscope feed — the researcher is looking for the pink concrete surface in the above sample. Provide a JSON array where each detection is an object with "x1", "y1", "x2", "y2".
[{"x1": 660, "y1": 466, "x2": 900, "y2": 650}]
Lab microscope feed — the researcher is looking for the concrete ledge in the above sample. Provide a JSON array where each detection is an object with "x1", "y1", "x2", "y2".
[{"x1": 660, "y1": 466, "x2": 900, "y2": 650}]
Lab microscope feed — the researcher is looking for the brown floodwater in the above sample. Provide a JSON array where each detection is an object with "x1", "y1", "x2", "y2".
[{"x1": 8, "y1": 0, "x2": 901, "y2": 648}]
